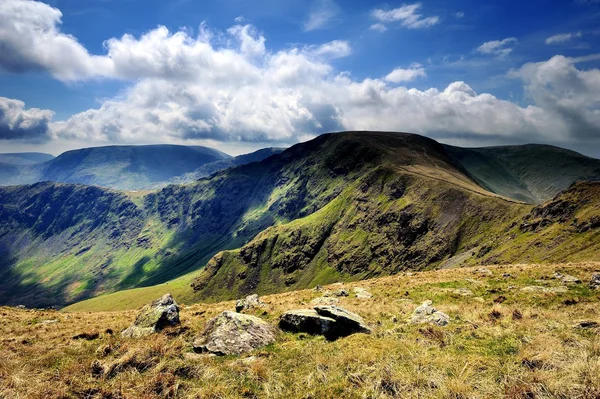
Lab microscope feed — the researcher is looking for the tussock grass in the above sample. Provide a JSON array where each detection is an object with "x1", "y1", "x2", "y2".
[{"x1": 2, "y1": 262, "x2": 600, "y2": 398}]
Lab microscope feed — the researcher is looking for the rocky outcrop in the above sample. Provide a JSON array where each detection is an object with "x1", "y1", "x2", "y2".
[
  {"x1": 279, "y1": 306, "x2": 371, "y2": 340},
  {"x1": 411, "y1": 300, "x2": 450, "y2": 326},
  {"x1": 235, "y1": 294, "x2": 266, "y2": 313},
  {"x1": 121, "y1": 294, "x2": 180, "y2": 338},
  {"x1": 554, "y1": 272, "x2": 581, "y2": 284},
  {"x1": 193, "y1": 311, "x2": 276, "y2": 356}
]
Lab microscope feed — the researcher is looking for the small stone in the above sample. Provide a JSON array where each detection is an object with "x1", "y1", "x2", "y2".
[
  {"x1": 554, "y1": 272, "x2": 581, "y2": 284},
  {"x1": 590, "y1": 273, "x2": 600, "y2": 290},
  {"x1": 474, "y1": 267, "x2": 493, "y2": 277},
  {"x1": 448, "y1": 288, "x2": 473, "y2": 296},
  {"x1": 353, "y1": 287, "x2": 373, "y2": 299},
  {"x1": 521, "y1": 286, "x2": 568, "y2": 294},
  {"x1": 411, "y1": 300, "x2": 450, "y2": 327},
  {"x1": 313, "y1": 285, "x2": 324, "y2": 292},
  {"x1": 502, "y1": 273, "x2": 514, "y2": 279},
  {"x1": 41, "y1": 319, "x2": 58, "y2": 325},
  {"x1": 121, "y1": 294, "x2": 180, "y2": 338},
  {"x1": 235, "y1": 294, "x2": 266, "y2": 313},
  {"x1": 193, "y1": 311, "x2": 276, "y2": 356},
  {"x1": 311, "y1": 297, "x2": 339, "y2": 306},
  {"x1": 574, "y1": 320, "x2": 599, "y2": 329},
  {"x1": 324, "y1": 289, "x2": 349, "y2": 297}
]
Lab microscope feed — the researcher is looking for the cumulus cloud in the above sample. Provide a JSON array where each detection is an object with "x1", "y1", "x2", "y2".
[
  {"x1": 545, "y1": 32, "x2": 582, "y2": 45},
  {"x1": 510, "y1": 55, "x2": 600, "y2": 140},
  {"x1": 476, "y1": 37, "x2": 518, "y2": 57},
  {"x1": 0, "y1": 97, "x2": 54, "y2": 141},
  {"x1": 1, "y1": 0, "x2": 599, "y2": 149},
  {"x1": 303, "y1": 0, "x2": 340, "y2": 31},
  {"x1": 371, "y1": 3, "x2": 440, "y2": 30},
  {"x1": 385, "y1": 63, "x2": 426, "y2": 83}
]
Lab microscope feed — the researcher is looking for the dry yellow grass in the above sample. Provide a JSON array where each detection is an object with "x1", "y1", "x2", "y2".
[{"x1": 2, "y1": 262, "x2": 600, "y2": 398}]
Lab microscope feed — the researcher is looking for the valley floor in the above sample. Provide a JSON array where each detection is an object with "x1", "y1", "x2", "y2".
[{"x1": 2, "y1": 262, "x2": 600, "y2": 398}]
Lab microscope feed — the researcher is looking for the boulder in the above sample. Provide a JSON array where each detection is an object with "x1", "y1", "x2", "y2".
[
  {"x1": 590, "y1": 273, "x2": 600, "y2": 290},
  {"x1": 121, "y1": 294, "x2": 180, "y2": 338},
  {"x1": 353, "y1": 287, "x2": 373, "y2": 299},
  {"x1": 279, "y1": 306, "x2": 371, "y2": 340},
  {"x1": 235, "y1": 294, "x2": 265, "y2": 313},
  {"x1": 411, "y1": 300, "x2": 450, "y2": 327},
  {"x1": 554, "y1": 272, "x2": 581, "y2": 284},
  {"x1": 474, "y1": 267, "x2": 493, "y2": 277},
  {"x1": 193, "y1": 311, "x2": 276, "y2": 356}
]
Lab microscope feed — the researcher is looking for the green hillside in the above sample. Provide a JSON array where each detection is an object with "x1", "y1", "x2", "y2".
[
  {"x1": 446, "y1": 144, "x2": 600, "y2": 203},
  {"x1": 1, "y1": 132, "x2": 600, "y2": 310}
]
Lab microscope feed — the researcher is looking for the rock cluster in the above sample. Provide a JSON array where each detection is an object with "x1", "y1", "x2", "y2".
[
  {"x1": 121, "y1": 294, "x2": 180, "y2": 338},
  {"x1": 410, "y1": 300, "x2": 450, "y2": 326},
  {"x1": 279, "y1": 305, "x2": 371, "y2": 340}
]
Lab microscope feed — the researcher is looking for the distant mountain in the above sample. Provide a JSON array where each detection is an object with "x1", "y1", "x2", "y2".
[
  {"x1": 1, "y1": 131, "x2": 600, "y2": 310},
  {"x1": 167, "y1": 147, "x2": 285, "y2": 185},
  {"x1": 0, "y1": 145, "x2": 231, "y2": 190},
  {"x1": 446, "y1": 144, "x2": 600, "y2": 203},
  {"x1": 0, "y1": 152, "x2": 54, "y2": 166}
]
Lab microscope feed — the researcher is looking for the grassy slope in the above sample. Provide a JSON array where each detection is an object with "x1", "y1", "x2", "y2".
[
  {"x1": 446, "y1": 144, "x2": 600, "y2": 204},
  {"x1": 5, "y1": 262, "x2": 600, "y2": 398}
]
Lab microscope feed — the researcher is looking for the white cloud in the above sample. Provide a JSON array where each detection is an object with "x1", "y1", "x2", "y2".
[
  {"x1": 0, "y1": 97, "x2": 54, "y2": 141},
  {"x1": 306, "y1": 40, "x2": 351, "y2": 59},
  {"x1": 476, "y1": 37, "x2": 518, "y2": 58},
  {"x1": 509, "y1": 55, "x2": 600, "y2": 140},
  {"x1": 455, "y1": 12, "x2": 465, "y2": 19},
  {"x1": 371, "y1": 3, "x2": 440, "y2": 30},
  {"x1": 303, "y1": 0, "x2": 340, "y2": 31},
  {"x1": 545, "y1": 32, "x2": 582, "y2": 45},
  {"x1": 385, "y1": 63, "x2": 426, "y2": 83},
  {"x1": 1, "y1": 0, "x2": 600, "y2": 150},
  {"x1": 369, "y1": 23, "x2": 387, "y2": 32}
]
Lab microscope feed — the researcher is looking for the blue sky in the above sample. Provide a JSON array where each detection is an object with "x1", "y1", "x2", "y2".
[{"x1": 0, "y1": 0, "x2": 599, "y2": 156}]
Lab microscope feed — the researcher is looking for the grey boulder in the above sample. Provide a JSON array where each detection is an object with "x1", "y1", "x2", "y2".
[
  {"x1": 590, "y1": 273, "x2": 600, "y2": 290},
  {"x1": 121, "y1": 294, "x2": 180, "y2": 338},
  {"x1": 235, "y1": 294, "x2": 266, "y2": 313},
  {"x1": 193, "y1": 311, "x2": 276, "y2": 356},
  {"x1": 411, "y1": 300, "x2": 450, "y2": 327}
]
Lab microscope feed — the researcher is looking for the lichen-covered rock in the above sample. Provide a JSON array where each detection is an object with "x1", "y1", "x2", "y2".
[
  {"x1": 235, "y1": 294, "x2": 265, "y2": 313},
  {"x1": 411, "y1": 300, "x2": 450, "y2": 327},
  {"x1": 279, "y1": 306, "x2": 371, "y2": 340},
  {"x1": 121, "y1": 294, "x2": 180, "y2": 338},
  {"x1": 324, "y1": 289, "x2": 349, "y2": 297},
  {"x1": 554, "y1": 272, "x2": 581, "y2": 284},
  {"x1": 590, "y1": 273, "x2": 600, "y2": 290},
  {"x1": 193, "y1": 311, "x2": 276, "y2": 356}
]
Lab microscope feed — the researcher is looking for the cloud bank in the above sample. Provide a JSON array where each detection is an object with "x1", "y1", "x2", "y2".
[{"x1": 0, "y1": 0, "x2": 599, "y2": 150}]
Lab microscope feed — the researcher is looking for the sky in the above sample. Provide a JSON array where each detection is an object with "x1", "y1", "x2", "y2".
[{"x1": 0, "y1": 0, "x2": 599, "y2": 157}]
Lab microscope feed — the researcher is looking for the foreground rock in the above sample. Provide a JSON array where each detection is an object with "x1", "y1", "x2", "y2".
[
  {"x1": 279, "y1": 305, "x2": 371, "y2": 340},
  {"x1": 121, "y1": 294, "x2": 180, "y2": 338},
  {"x1": 520, "y1": 286, "x2": 568, "y2": 294},
  {"x1": 193, "y1": 311, "x2": 276, "y2": 356},
  {"x1": 590, "y1": 273, "x2": 600, "y2": 290},
  {"x1": 411, "y1": 300, "x2": 450, "y2": 326},
  {"x1": 235, "y1": 294, "x2": 266, "y2": 312}
]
